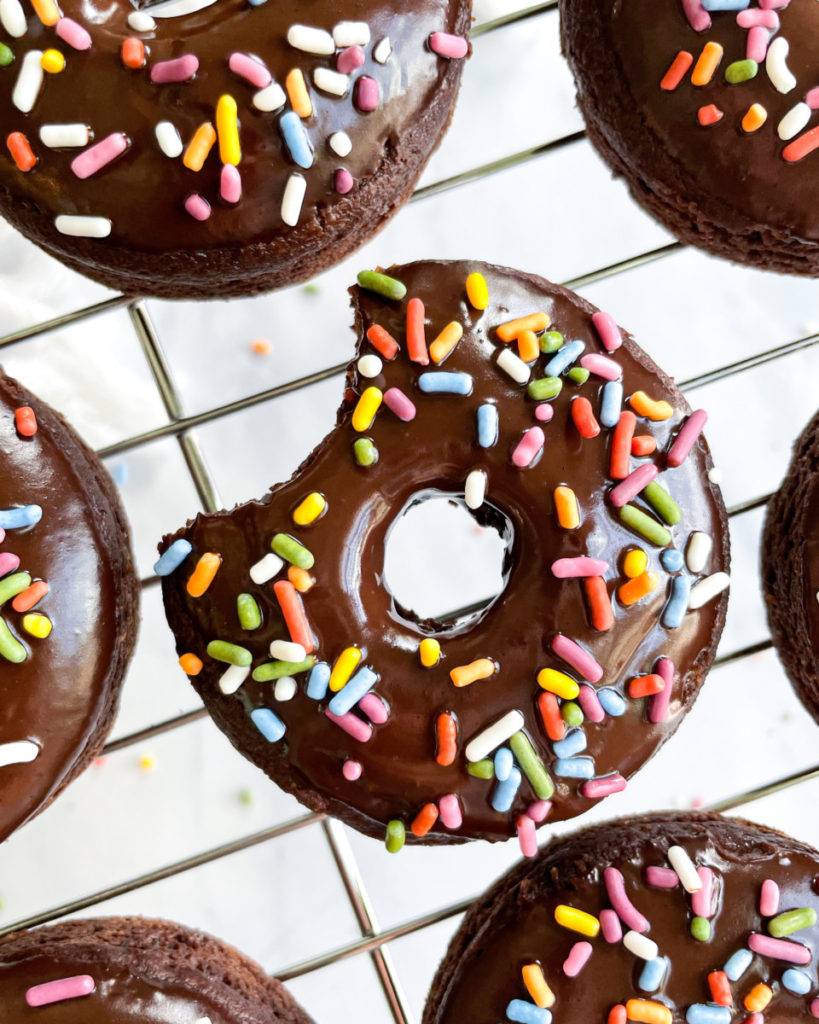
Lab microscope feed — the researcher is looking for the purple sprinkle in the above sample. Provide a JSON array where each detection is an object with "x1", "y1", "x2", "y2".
[
  {"x1": 383, "y1": 387, "x2": 416, "y2": 421},
  {"x1": 335, "y1": 168, "x2": 354, "y2": 194},
  {"x1": 337, "y1": 45, "x2": 365, "y2": 74},
  {"x1": 355, "y1": 75, "x2": 379, "y2": 112},
  {"x1": 151, "y1": 54, "x2": 199, "y2": 84}
]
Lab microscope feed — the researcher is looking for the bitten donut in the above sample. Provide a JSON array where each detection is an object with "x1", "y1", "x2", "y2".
[
  {"x1": 0, "y1": 370, "x2": 138, "y2": 843},
  {"x1": 0, "y1": 916, "x2": 314, "y2": 1024},
  {"x1": 560, "y1": 0, "x2": 819, "y2": 276},
  {"x1": 158, "y1": 259, "x2": 730, "y2": 852},
  {"x1": 424, "y1": 812, "x2": 819, "y2": 1024},
  {"x1": 0, "y1": 0, "x2": 470, "y2": 299},
  {"x1": 762, "y1": 407, "x2": 819, "y2": 723}
]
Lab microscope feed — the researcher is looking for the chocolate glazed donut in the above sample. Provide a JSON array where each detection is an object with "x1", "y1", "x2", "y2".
[
  {"x1": 0, "y1": 0, "x2": 470, "y2": 298},
  {"x1": 159, "y1": 260, "x2": 730, "y2": 850}
]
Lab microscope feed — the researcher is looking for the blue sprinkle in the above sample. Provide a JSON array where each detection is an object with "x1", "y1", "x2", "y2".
[
  {"x1": 544, "y1": 339, "x2": 585, "y2": 377},
  {"x1": 552, "y1": 728, "x2": 586, "y2": 759},
  {"x1": 723, "y1": 948, "x2": 752, "y2": 981},
  {"x1": 494, "y1": 746, "x2": 513, "y2": 782},
  {"x1": 477, "y1": 403, "x2": 498, "y2": 447},
  {"x1": 153, "y1": 538, "x2": 192, "y2": 576},
  {"x1": 247, "y1": 0, "x2": 268, "y2": 6},
  {"x1": 662, "y1": 574, "x2": 691, "y2": 629},
  {"x1": 599, "y1": 380, "x2": 623, "y2": 428},
  {"x1": 112, "y1": 462, "x2": 129, "y2": 486},
  {"x1": 250, "y1": 707, "x2": 285, "y2": 742},
  {"x1": 702, "y1": 0, "x2": 749, "y2": 9},
  {"x1": 782, "y1": 968, "x2": 811, "y2": 995},
  {"x1": 661, "y1": 549, "x2": 685, "y2": 572},
  {"x1": 554, "y1": 756, "x2": 594, "y2": 779},
  {"x1": 638, "y1": 956, "x2": 668, "y2": 993},
  {"x1": 491, "y1": 765, "x2": 521, "y2": 812},
  {"x1": 506, "y1": 1000, "x2": 552, "y2": 1024},
  {"x1": 327, "y1": 666, "x2": 378, "y2": 716},
  {"x1": 418, "y1": 372, "x2": 473, "y2": 395},
  {"x1": 597, "y1": 688, "x2": 627, "y2": 717},
  {"x1": 685, "y1": 1007, "x2": 731, "y2": 1024},
  {"x1": 0, "y1": 504, "x2": 41, "y2": 529},
  {"x1": 280, "y1": 110, "x2": 314, "y2": 169},
  {"x1": 306, "y1": 661, "x2": 331, "y2": 700}
]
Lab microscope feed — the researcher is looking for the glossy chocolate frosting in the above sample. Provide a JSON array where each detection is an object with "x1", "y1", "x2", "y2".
[
  {"x1": 0, "y1": 371, "x2": 138, "y2": 843},
  {"x1": 425, "y1": 812, "x2": 819, "y2": 1024},
  {"x1": 160, "y1": 260, "x2": 729, "y2": 845}
]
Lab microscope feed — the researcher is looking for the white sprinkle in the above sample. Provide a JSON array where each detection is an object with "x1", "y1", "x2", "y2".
[
  {"x1": 496, "y1": 347, "x2": 530, "y2": 384},
  {"x1": 778, "y1": 101, "x2": 810, "y2": 140},
  {"x1": 249, "y1": 552, "x2": 283, "y2": 585},
  {"x1": 688, "y1": 571, "x2": 730, "y2": 610},
  {"x1": 373, "y1": 36, "x2": 391, "y2": 64},
  {"x1": 329, "y1": 131, "x2": 352, "y2": 157},
  {"x1": 148, "y1": 0, "x2": 217, "y2": 17},
  {"x1": 332, "y1": 20, "x2": 370, "y2": 47},
  {"x1": 0, "y1": 739, "x2": 39, "y2": 767},
  {"x1": 155, "y1": 120, "x2": 183, "y2": 158},
  {"x1": 219, "y1": 664, "x2": 249, "y2": 695},
  {"x1": 708, "y1": 466, "x2": 723, "y2": 484},
  {"x1": 313, "y1": 67, "x2": 349, "y2": 97},
  {"x1": 766, "y1": 36, "x2": 796, "y2": 94},
  {"x1": 55, "y1": 214, "x2": 112, "y2": 238},
  {"x1": 281, "y1": 173, "x2": 306, "y2": 226},
  {"x1": 39, "y1": 123, "x2": 90, "y2": 148},
  {"x1": 12, "y1": 50, "x2": 44, "y2": 114},
  {"x1": 0, "y1": 0, "x2": 25, "y2": 37},
  {"x1": 623, "y1": 930, "x2": 658, "y2": 961},
  {"x1": 357, "y1": 354, "x2": 382, "y2": 378},
  {"x1": 685, "y1": 532, "x2": 712, "y2": 574},
  {"x1": 274, "y1": 676, "x2": 297, "y2": 702},
  {"x1": 668, "y1": 845, "x2": 702, "y2": 892},
  {"x1": 252, "y1": 81, "x2": 286, "y2": 112},
  {"x1": 269, "y1": 639, "x2": 306, "y2": 662},
  {"x1": 465, "y1": 710, "x2": 524, "y2": 763},
  {"x1": 287, "y1": 24, "x2": 334, "y2": 55},
  {"x1": 465, "y1": 469, "x2": 487, "y2": 510},
  {"x1": 127, "y1": 10, "x2": 156, "y2": 30}
]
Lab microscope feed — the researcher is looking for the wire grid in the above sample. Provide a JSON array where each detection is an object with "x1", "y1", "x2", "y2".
[{"x1": 1, "y1": 3, "x2": 819, "y2": 1022}]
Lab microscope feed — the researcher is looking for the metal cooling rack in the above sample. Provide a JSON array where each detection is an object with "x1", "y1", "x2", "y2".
[{"x1": 1, "y1": 3, "x2": 819, "y2": 1022}]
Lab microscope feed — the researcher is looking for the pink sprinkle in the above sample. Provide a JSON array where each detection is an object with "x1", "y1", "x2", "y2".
[
  {"x1": 745, "y1": 25, "x2": 771, "y2": 62},
  {"x1": 325, "y1": 709, "x2": 372, "y2": 742},
  {"x1": 0, "y1": 552, "x2": 20, "y2": 576},
  {"x1": 811, "y1": 998, "x2": 819, "y2": 1019},
  {"x1": 759, "y1": 0, "x2": 790, "y2": 7},
  {"x1": 337, "y1": 45, "x2": 365, "y2": 74},
  {"x1": 580, "y1": 353, "x2": 621, "y2": 381},
  {"x1": 581, "y1": 772, "x2": 627, "y2": 799},
  {"x1": 578, "y1": 684, "x2": 605, "y2": 723},
  {"x1": 0, "y1": 528, "x2": 6, "y2": 544},
  {"x1": 342, "y1": 759, "x2": 362, "y2": 781},
  {"x1": 516, "y1": 814, "x2": 537, "y2": 858},
  {"x1": 56, "y1": 17, "x2": 91, "y2": 50},
  {"x1": 691, "y1": 867, "x2": 714, "y2": 918},
  {"x1": 335, "y1": 168, "x2": 354, "y2": 194},
  {"x1": 609, "y1": 463, "x2": 658, "y2": 507},
  {"x1": 807, "y1": 87, "x2": 819, "y2": 111},
  {"x1": 228, "y1": 51, "x2": 271, "y2": 89},
  {"x1": 760, "y1": 879, "x2": 780, "y2": 917},
  {"x1": 151, "y1": 54, "x2": 199, "y2": 84},
  {"x1": 551, "y1": 634, "x2": 603, "y2": 683},
  {"x1": 220, "y1": 164, "x2": 242, "y2": 203},
  {"x1": 552, "y1": 556, "x2": 609, "y2": 579},
  {"x1": 748, "y1": 933, "x2": 810, "y2": 964},
  {"x1": 383, "y1": 387, "x2": 416, "y2": 422},
  {"x1": 359, "y1": 692, "x2": 388, "y2": 724},
  {"x1": 512, "y1": 426, "x2": 544, "y2": 468},
  {"x1": 737, "y1": 8, "x2": 779, "y2": 27},
  {"x1": 534, "y1": 403, "x2": 553, "y2": 422},
  {"x1": 592, "y1": 310, "x2": 622, "y2": 352},
  {"x1": 527, "y1": 799, "x2": 551, "y2": 823},
  {"x1": 438, "y1": 793, "x2": 462, "y2": 829},
  {"x1": 681, "y1": 0, "x2": 711, "y2": 32},
  {"x1": 744, "y1": 1015, "x2": 764, "y2": 1024},
  {"x1": 71, "y1": 133, "x2": 128, "y2": 179},
  {"x1": 645, "y1": 866, "x2": 679, "y2": 889},
  {"x1": 667, "y1": 409, "x2": 707, "y2": 468},
  {"x1": 604, "y1": 866, "x2": 649, "y2": 932},
  {"x1": 563, "y1": 941, "x2": 592, "y2": 977},
  {"x1": 355, "y1": 76, "x2": 379, "y2": 112},
  {"x1": 648, "y1": 656, "x2": 674, "y2": 724},
  {"x1": 184, "y1": 193, "x2": 211, "y2": 221},
  {"x1": 429, "y1": 31, "x2": 468, "y2": 59},
  {"x1": 26, "y1": 976, "x2": 95, "y2": 1007},
  {"x1": 600, "y1": 908, "x2": 623, "y2": 943}
]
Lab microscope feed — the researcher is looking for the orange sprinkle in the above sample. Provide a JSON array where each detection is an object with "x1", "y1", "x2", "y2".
[
  {"x1": 625, "y1": 1000, "x2": 671, "y2": 1024},
  {"x1": 698, "y1": 103, "x2": 724, "y2": 127},
  {"x1": 14, "y1": 406, "x2": 37, "y2": 436},
  {"x1": 179, "y1": 653, "x2": 203, "y2": 676},
  {"x1": 629, "y1": 390, "x2": 673, "y2": 421},
  {"x1": 288, "y1": 565, "x2": 314, "y2": 592},
  {"x1": 708, "y1": 971, "x2": 732, "y2": 1007},
  {"x1": 660, "y1": 50, "x2": 693, "y2": 90},
  {"x1": 429, "y1": 321, "x2": 463, "y2": 364},
  {"x1": 30, "y1": 0, "x2": 60, "y2": 26},
  {"x1": 744, "y1": 984, "x2": 772, "y2": 1012},
  {"x1": 691, "y1": 41, "x2": 723, "y2": 86},
  {"x1": 121, "y1": 36, "x2": 145, "y2": 68},
  {"x1": 554, "y1": 486, "x2": 580, "y2": 530},
  {"x1": 629, "y1": 674, "x2": 665, "y2": 698},
  {"x1": 496, "y1": 312, "x2": 549, "y2": 343},
  {"x1": 610, "y1": 411, "x2": 636, "y2": 479},
  {"x1": 742, "y1": 103, "x2": 767, "y2": 134},
  {"x1": 366, "y1": 324, "x2": 399, "y2": 359},
  {"x1": 410, "y1": 802, "x2": 439, "y2": 837},
  {"x1": 286, "y1": 68, "x2": 312, "y2": 117},
  {"x1": 187, "y1": 552, "x2": 221, "y2": 597},
  {"x1": 407, "y1": 297, "x2": 428, "y2": 365},
  {"x1": 436, "y1": 712, "x2": 457, "y2": 766},
  {"x1": 631, "y1": 434, "x2": 656, "y2": 457},
  {"x1": 571, "y1": 396, "x2": 600, "y2": 439},
  {"x1": 450, "y1": 658, "x2": 495, "y2": 687},
  {"x1": 273, "y1": 579, "x2": 314, "y2": 653},
  {"x1": 12, "y1": 579, "x2": 48, "y2": 612},
  {"x1": 607, "y1": 1006, "x2": 627, "y2": 1024},
  {"x1": 517, "y1": 329, "x2": 540, "y2": 363},
  {"x1": 183, "y1": 122, "x2": 216, "y2": 172},
  {"x1": 522, "y1": 963, "x2": 555, "y2": 1009},
  {"x1": 538, "y1": 691, "x2": 565, "y2": 742},
  {"x1": 783, "y1": 126, "x2": 819, "y2": 163},
  {"x1": 618, "y1": 570, "x2": 658, "y2": 606},
  {"x1": 7, "y1": 132, "x2": 36, "y2": 172},
  {"x1": 584, "y1": 576, "x2": 613, "y2": 631},
  {"x1": 251, "y1": 338, "x2": 272, "y2": 355}
]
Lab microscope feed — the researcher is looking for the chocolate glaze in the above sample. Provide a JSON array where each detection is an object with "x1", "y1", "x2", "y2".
[
  {"x1": 160, "y1": 260, "x2": 729, "y2": 844},
  {"x1": 425, "y1": 812, "x2": 819, "y2": 1024},
  {"x1": 0, "y1": 371, "x2": 138, "y2": 843}
]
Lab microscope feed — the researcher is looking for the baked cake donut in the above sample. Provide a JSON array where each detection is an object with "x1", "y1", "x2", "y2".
[
  {"x1": 158, "y1": 259, "x2": 730, "y2": 852},
  {"x1": 0, "y1": 916, "x2": 314, "y2": 1024},
  {"x1": 560, "y1": 0, "x2": 819, "y2": 276},
  {"x1": 0, "y1": 370, "x2": 138, "y2": 843},
  {"x1": 425, "y1": 811, "x2": 819, "y2": 1024},
  {"x1": 762, "y1": 407, "x2": 819, "y2": 723},
  {"x1": 0, "y1": 0, "x2": 470, "y2": 299}
]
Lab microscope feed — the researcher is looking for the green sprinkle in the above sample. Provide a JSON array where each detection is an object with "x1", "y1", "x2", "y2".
[
  {"x1": 768, "y1": 907, "x2": 817, "y2": 937},
  {"x1": 561, "y1": 701, "x2": 584, "y2": 726},
  {"x1": 357, "y1": 270, "x2": 406, "y2": 301},
  {"x1": 239, "y1": 788, "x2": 254, "y2": 805},
  {"x1": 206, "y1": 640, "x2": 252, "y2": 667},
  {"x1": 252, "y1": 656, "x2": 315, "y2": 681},
  {"x1": 0, "y1": 617, "x2": 25, "y2": 663},
  {"x1": 527, "y1": 376, "x2": 563, "y2": 401},
  {"x1": 0, "y1": 571, "x2": 30, "y2": 606},
  {"x1": 237, "y1": 593, "x2": 261, "y2": 631},
  {"x1": 725, "y1": 58, "x2": 758, "y2": 84},
  {"x1": 353, "y1": 437, "x2": 378, "y2": 467},
  {"x1": 619, "y1": 505, "x2": 672, "y2": 547},
  {"x1": 0, "y1": 44, "x2": 14, "y2": 67},
  {"x1": 302, "y1": 283, "x2": 320, "y2": 296},
  {"x1": 567, "y1": 367, "x2": 590, "y2": 386},
  {"x1": 385, "y1": 819, "x2": 406, "y2": 853},
  {"x1": 643, "y1": 481, "x2": 681, "y2": 525},
  {"x1": 540, "y1": 331, "x2": 563, "y2": 354},
  {"x1": 690, "y1": 916, "x2": 711, "y2": 941},
  {"x1": 467, "y1": 759, "x2": 495, "y2": 779},
  {"x1": 271, "y1": 533, "x2": 314, "y2": 569},
  {"x1": 509, "y1": 731, "x2": 554, "y2": 800}
]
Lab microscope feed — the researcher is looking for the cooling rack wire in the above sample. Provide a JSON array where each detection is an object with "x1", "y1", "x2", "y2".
[{"x1": 1, "y1": 2, "x2": 819, "y2": 1023}]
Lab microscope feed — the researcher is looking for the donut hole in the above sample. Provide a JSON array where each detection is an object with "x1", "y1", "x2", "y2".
[{"x1": 383, "y1": 490, "x2": 512, "y2": 636}]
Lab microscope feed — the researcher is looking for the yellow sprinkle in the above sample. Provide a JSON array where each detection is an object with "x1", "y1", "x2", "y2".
[
  {"x1": 537, "y1": 668, "x2": 579, "y2": 700},
  {"x1": 293, "y1": 492, "x2": 326, "y2": 526},
  {"x1": 623, "y1": 548, "x2": 648, "y2": 579},
  {"x1": 179, "y1": 653, "x2": 203, "y2": 676},
  {"x1": 465, "y1": 272, "x2": 489, "y2": 310},
  {"x1": 352, "y1": 387, "x2": 382, "y2": 431},
  {"x1": 429, "y1": 322, "x2": 463, "y2": 364},
  {"x1": 22, "y1": 613, "x2": 51, "y2": 638},
  {"x1": 216, "y1": 94, "x2": 241, "y2": 166},
  {"x1": 40, "y1": 48, "x2": 65, "y2": 73},
  {"x1": 138, "y1": 755, "x2": 156, "y2": 772},
  {"x1": 329, "y1": 646, "x2": 361, "y2": 692},
  {"x1": 183, "y1": 121, "x2": 217, "y2": 172},
  {"x1": 554, "y1": 905, "x2": 600, "y2": 937},
  {"x1": 31, "y1": 0, "x2": 60, "y2": 26},
  {"x1": 744, "y1": 984, "x2": 772, "y2": 1012},
  {"x1": 522, "y1": 963, "x2": 554, "y2": 1008},
  {"x1": 554, "y1": 486, "x2": 580, "y2": 530},
  {"x1": 419, "y1": 638, "x2": 441, "y2": 668},
  {"x1": 629, "y1": 390, "x2": 673, "y2": 421},
  {"x1": 286, "y1": 68, "x2": 312, "y2": 118}
]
